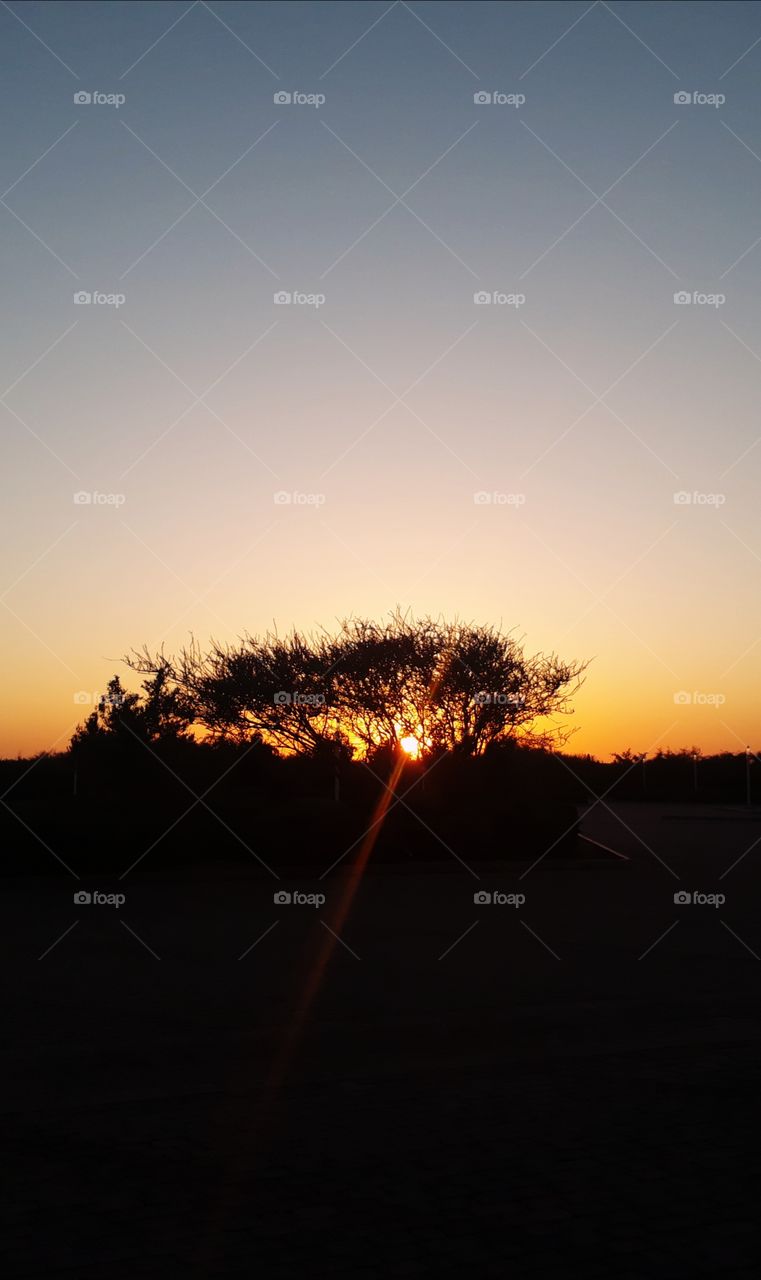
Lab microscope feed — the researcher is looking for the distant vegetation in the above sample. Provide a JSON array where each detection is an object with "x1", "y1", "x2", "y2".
[
  {"x1": 0, "y1": 735, "x2": 756, "y2": 879},
  {"x1": 2, "y1": 614, "x2": 590, "y2": 873},
  {"x1": 1, "y1": 616, "x2": 755, "y2": 876}
]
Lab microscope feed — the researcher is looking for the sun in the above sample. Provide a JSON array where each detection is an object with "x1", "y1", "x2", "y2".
[{"x1": 399, "y1": 734, "x2": 421, "y2": 759}]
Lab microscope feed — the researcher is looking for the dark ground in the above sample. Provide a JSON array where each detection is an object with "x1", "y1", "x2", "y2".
[{"x1": 3, "y1": 801, "x2": 760, "y2": 1277}]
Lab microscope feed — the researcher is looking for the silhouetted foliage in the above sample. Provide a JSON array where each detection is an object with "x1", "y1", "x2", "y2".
[
  {"x1": 1, "y1": 734, "x2": 758, "y2": 877},
  {"x1": 0, "y1": 616, "x2": 746, "y2": 880},
  {"x1": 121, "y1": 611, "x2": 588, "y2": 759},
  {"x1": 70, "y1": 669, "x2": 195, "y2": 757}
]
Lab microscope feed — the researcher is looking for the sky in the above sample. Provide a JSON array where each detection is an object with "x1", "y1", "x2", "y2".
[{"x1": 1, "y1": 0, "x2": 761, "y2": 760}]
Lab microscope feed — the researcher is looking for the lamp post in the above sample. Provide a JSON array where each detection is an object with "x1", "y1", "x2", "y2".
[
  {"x1": 692, "y1": 751, "x2": 698, "y2": 795},
  {"x1": 746, "y1": 746, "x2": 753, "y2": 807}
]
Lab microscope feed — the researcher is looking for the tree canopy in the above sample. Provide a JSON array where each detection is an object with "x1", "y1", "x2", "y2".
[{"x1": 113, "y1": 612, "x2": 587, "y2": 761}]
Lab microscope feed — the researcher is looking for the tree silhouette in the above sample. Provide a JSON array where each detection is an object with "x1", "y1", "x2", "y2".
[
  {"x1": 121, "y1": 612, "x2": 588, "y2": 760},
  {"x1": 70, "y1": 668, "x2": 194, "y2": 755}
]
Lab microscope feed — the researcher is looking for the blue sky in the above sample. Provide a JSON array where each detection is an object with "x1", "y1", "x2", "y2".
[{"x1": 2, "y1": 1, "x2": 761, "y2": 757}]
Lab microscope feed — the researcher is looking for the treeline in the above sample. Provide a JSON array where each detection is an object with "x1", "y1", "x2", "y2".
[
  {"x1": 0, "y1": 739, "x2": 583, "y2": 875},
  {"x1": 2, "y1": 615, "x2": 754, "y2": 875},
  {"x1": 1, "y1": 735, "x2": 756, "y2": 878},
  {"x1": 564, "y1": 749, "x2": 760, "y2": 805},
  {"x1": 3, "y1": 614, "x2": 594, "y2": 873}
]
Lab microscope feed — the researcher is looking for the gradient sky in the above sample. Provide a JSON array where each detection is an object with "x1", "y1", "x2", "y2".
[{"x1": 2, "y1": 0, "x2": 761, "y2": 759}]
